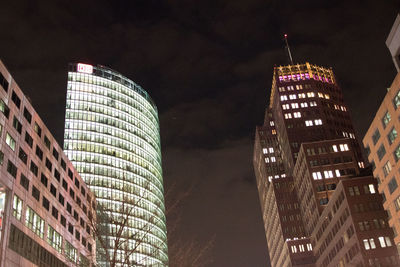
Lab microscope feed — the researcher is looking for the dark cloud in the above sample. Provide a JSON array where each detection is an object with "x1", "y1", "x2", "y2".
[{"x1": 1, "y1": 1, "x2": 399, "y2": 266}]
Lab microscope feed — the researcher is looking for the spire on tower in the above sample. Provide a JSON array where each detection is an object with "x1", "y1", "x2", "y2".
[{"x1": 284, "y1": 34, "x2": 294, "y2": 65}]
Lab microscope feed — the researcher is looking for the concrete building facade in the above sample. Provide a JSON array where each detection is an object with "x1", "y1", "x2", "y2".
[{"x1": 0, "y1": 60, "x2": 96, "y2": 266}]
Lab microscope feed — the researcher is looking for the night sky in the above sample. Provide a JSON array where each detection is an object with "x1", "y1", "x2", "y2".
[{"x1": 1, "y1": 1, "x2": 400, "y2": 266}]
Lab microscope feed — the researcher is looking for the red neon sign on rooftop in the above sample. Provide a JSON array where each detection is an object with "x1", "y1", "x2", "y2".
[{"x1": 77, "y1": 63, "x2": 93, "y2": 74}]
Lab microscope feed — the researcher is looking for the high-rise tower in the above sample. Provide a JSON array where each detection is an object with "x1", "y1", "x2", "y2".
[
  {"x1": 64, "y1": 63, "x2": 168, "y2": 266},
  {"x1": 254, "y1": 62, "x2": 399, "y2": 266}
]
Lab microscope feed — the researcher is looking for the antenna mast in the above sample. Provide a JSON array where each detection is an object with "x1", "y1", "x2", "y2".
[{"x1": 284, "y1": 34, "x2": 294, "y2": 65}]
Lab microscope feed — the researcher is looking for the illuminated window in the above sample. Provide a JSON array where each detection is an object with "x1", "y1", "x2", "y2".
[
  {"x1": 394, "y1": 145, "x2": 400, "y2": 162},
  {"x1": 47, "y1": 225, "x2": 62, "y2": 253},
  {"x1": 65, "y1": 241, "x2": 77, "y2": 262},
  {"x1": 284, "y1": 113, "x2": 292, "y2": 119},
  {"x1": 280, "y1": 95, "x2": 288, "y2": 101},
  {"x1": 269, "y1": 147, "x2": 274, "y2": 153},
  {"x1": 369, "y1": 238, "x2": 376, "y2": 249},
  {"x1": 298, "y1": 93, "x2": 306, "y2": 98},
  {"x1": 291, "y1": 103, "x2": 299, "y2": 109},
  {"x1": 300, "y1": 102, "x2": 308, "y2": 108},
  {"x1": 363, "y1": 239, "x2": 370, "y2": 250},
  {"x1": 324, "y1": 170, "x2": 333, "y2": 178},
  {"x1": 262, "y1": 148, "x2": 268, "y2": 154},
  {"x1": 383, "y1": 161, "x2": 392, "y2": 177},
  {"x1": 332, "y1": 145, "x2": 338, "y2": 152},
  {"x1": 305, "y1": 120, "x2": 313, "y2": 126},
  {"x1": 312, "y1": 172, "x2": 322, "y2": 180},
  {"x1": 289, "y1": 94, "x2": 297, "y2": 100},
  {"x1": 368, "y1": 184, "x2": 376, "y2": 194},
  {"x1": 299, "y1": 244, "x2": 305, "y2": 252},
  {"x1": 310, "y1": 101, "x2": 317, "y2": 107},
  {"x1": 307, "y1": 92, "x2": 315, "y2": 98},
  {"x1": 324, "y1": 94, "x2": 330, "y2": 99},
  {"x1": 271, "y1": 156, "x2": 276, "y2": 162},
  {"x1": 265, "y1": 157, "x2": 269, "y2": 163},
  {"x1": 0, "y1": 100, "x2": 10, "y2": 118},
  {"x1": 382, "y1": 111, "x2": 391, "y2": 128},
  {"x1": 270, "y1": 121, "x2": 274, "y2": 126},
  {"x1": 335, "y1": 169, "x2": 341, "y2": 177},
  {"x1": 388, "y1": 127, "x2": 397, "y2": 144},
  {"x1": 306, "y1": 243, "x2": 312, "y2": 251},
  {"x1": 291, "y1": 245, "x2": 297, "y2": 253},
  {"x1": 5, "y1": 133, "x2": 15, "y2": 151},
  {"x1": 385, "y1": 236, "x2": 392, "y2": 247},
  {"x1": 282, "y1": 104, "x2": 290, "y2": 110},
  {"x1": 293, "y1": 112, "x2": 301, "y2": 118},
  {"x1": 25, "y1": 206, "x2": 44, "y2": 238},
  {"x1": 13, "y1": 195, "x2": 23, "y2": 220},
  {"x1": 393, "y1": 90, "x2": 400, "y2": 109},
  {"x1": 314, "y1": 119, "x2": 322, "y2": 125},
  {"x1": 33, "y1": 122, "x2": 41, "y2": 137},
  {"x1": 339, "y1": 144, "x2": 349, "y2": 151},
  {"x1": 318, "y1": 92, "x2": 324, "y2": 98}
]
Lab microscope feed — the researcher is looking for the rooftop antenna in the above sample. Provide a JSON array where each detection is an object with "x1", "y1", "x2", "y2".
[{"x1": 284, "y1": 34, "x2": 294, "y2": 65}]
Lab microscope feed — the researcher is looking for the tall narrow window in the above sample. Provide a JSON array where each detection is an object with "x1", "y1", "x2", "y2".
[
  {"x1": 12, "y1": 195, "x2": 23, "y2": 220},
  {"x1": 23, "y1": 107, "x2": 32, "y2": 123},
  {"x1": 388, "y1": 127, "x2": 397, "y2": 145},
  {"x1": 382, "y1": 111, "x2": 391, "y2": 128},
  {"x1": 5, "y1": 133, "x2": 15, "y2": 151},
  {"x1": 372, "y1": 129, "x2": 381, "y2": 145}
]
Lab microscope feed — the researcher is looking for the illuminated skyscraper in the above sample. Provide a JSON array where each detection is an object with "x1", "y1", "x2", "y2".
[
  {"x1": 254, "y1": 62, "x2": 399, "y2": 266},
  {"x1": 64, "y1": 63, "x2": 168, "y2": 266}
]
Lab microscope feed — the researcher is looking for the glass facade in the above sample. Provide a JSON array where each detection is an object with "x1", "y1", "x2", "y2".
[{"x1": 64, "y1": 64, "x2": 168, "y2": 266}]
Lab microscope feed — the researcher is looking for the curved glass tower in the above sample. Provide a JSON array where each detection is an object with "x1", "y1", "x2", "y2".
[{"x1": 64, "y1": 63, "x2": 168, "y2": 266}]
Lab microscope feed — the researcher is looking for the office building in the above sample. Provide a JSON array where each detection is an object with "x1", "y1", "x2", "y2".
[
  {"x1": 363, "y1": 70, "x2": 400, "y2": 252},
  {"x1": 312, "y1": 176, "x2": 397, "y2": 266},
  {"x1": 0, "y1": 60, "x2": 96, "y2": 266},
  {"x1": 363, "y1": 14, "x2": 400, "y2": 254},
  {"x1": 254, "y1": 109, "x2": 314, "y2": 267},
  {"x1": 254, "y1": 62, "x2": 399, "y2": 266},
  {"x1": 64, "y1": 63, "x2": 168, "y2": 266}
]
